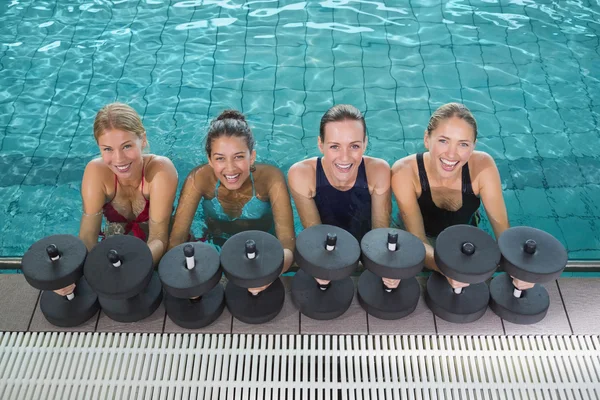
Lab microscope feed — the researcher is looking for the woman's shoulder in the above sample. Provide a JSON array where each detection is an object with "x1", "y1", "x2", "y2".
[
  {"x1": 468, "y1": 151, "x2": 496, "y2": 171},
  {"x1": 83, "y1": 157, "x2": 112, "y2": 179},
  {"x1": 288, "y1": 157, "x2": 317, "y2": 177},
  {"x1": 391, "y1": 154, "x2": 418, "y2": 175},
  {"x1": 364, "y1": 156, "x2": 390, "y2": 170},
  {"x1": 254, "y1": 163, "x2": 286, "y2": 184},
  {"x1": 145, "y1": 155, "x2": 177, "y2": 177}
]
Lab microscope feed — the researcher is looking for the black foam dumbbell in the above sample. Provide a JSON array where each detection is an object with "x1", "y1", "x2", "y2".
[
  {"x1": 292, "y1": 225, "x2": 360, "y2": 320},
  {"x1": 220, "y1": 230, "x2": 285, "y2": 324},
  {"x1": 21, "y1": 235, "x2": 100, "y2": 327},
  {"x1": 425, "y1": 225, "x2": 501, "y2": 323},
  {"x1": 159, "y1": 242, "x2": 224, "y2": 329},
  {"x1": 84, "y1": 235, "x2": 162, "y2": 322},
  {"x1": 489, "y1": 226, "x2": 568, "y2": 325},
  {"x1": 358, "y1": 228, "x2": 426, "y2": 320}
]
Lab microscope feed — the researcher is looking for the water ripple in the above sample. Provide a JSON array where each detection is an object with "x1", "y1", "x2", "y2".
[
  {"x1": 283, "y1": 21, "x2": 373, "y2": 33},
  {"x1": 475, "y1": 11, "x2": 529, "y2": 30},
  {"x1": 249, "y1": 2, "x2": 306, "y2": 17},
  {"x1": 174, "y1": 0, "x2": 241, "y2": 9},
  {"x1": 175, "y1": 17, "x2": 237, "y2": 30},
  {"x1": 37, "y1": 41, "x2": 61, "y2": 53},
  {"x1": 320, "y1": 0, "x2": 408, "y2": 26}
]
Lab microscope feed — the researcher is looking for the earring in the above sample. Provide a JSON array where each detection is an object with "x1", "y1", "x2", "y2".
[{"x1": 250, "y1": 164, "x2": 256, "y2": 173}]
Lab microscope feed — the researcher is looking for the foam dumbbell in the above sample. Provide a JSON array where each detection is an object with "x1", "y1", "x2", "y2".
[
  {"x1": 84, "y1": 235, "x2": 162, "y2": 322},
  {"x1": 489, "y1": 226, "x2": 568, "y2": 324},
  {"x1": 292, "y1": 225, "x2": 360, "y2": 320},
  {"x1": 358, "y1": 228, "x2": 426, "y2": 320},
  {"x1": 21, "y1": 235, "x2": 100, "y2": 327},
  {"x1": 425, "y1": 225, "x2": 501, "y2": 323},
  {"x1": 159, "y1": 242, "x2": 225, "y2": 328},
  {"x1": 220, "y1": 230, "x2": 285, "y2": 324}
]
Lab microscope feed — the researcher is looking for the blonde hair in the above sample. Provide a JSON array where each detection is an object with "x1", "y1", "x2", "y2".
[
  {"x1": 93, "y1": 102, "x2": 146, "y2": 143},
  {"x1": 426, "y1": 103, "x2": 478, "y2": 140}
]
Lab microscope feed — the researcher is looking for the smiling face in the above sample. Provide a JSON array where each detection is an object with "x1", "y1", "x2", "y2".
[
  {"x1": 97, "y1": 128, "x2": 146, "y2": 178},
  {"x1": 208, "y1": 135, "x2": 256, "y2": 191},
  {"x1": 424, "y1": 116, "x2": 476, "y2": 179},
  {"x1": 318, "y1": 119, "x2": 367, "y2": 186}
]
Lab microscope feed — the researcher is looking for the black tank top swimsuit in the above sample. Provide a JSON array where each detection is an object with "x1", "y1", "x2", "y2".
[
  {"x1": 416, "y1": 152, "x2": 481, "y2": 238},
  {"x1": 313, "y1": 157, "x2": 372, "y2": 241}
]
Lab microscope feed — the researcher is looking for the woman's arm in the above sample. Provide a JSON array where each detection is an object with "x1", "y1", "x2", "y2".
[
  {"x1": 287, "y1": 160, "x2": 322, "y2": 229},
  {"x1": 476, "y1": 153, "x2": 509, "y2": 239},
  {"x1": 476, "y1": 153, "x2": 533, "y2": 290},
  {"x1": 266, "y1": 167, "x2": 296, "y2": 273},
  {"x1": 168, "y1": 167, "x2": 204, "y2": 250},
  {"x1": 367, "y1": 158, "x2": 391, "y2": 229},
  {"x1": 146, "y1": 157, "x2": 178, "y2": 266},
  {"x1": 79, "y1": 160, "x2": 107, "y2": 251}
]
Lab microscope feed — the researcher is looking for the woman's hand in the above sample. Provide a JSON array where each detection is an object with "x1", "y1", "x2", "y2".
[
  {"x1": 248, "y1": 282, "x2": 272, "y2": 296},
  {"x1": 315, "y1": 278, "x2": 330, "y2": 287},
  {"x1": 512, "y1": 277, "x2": 535, "y2": 291},
  {"x1": 54, "y1": 284, "x2": 76, "y2": 297},
  {"x1": 382, "y1": 278, "x2": 400, "y2": 290},
  {"x1": 445, "y1": 277, "x2": 469, "y2": 290}
]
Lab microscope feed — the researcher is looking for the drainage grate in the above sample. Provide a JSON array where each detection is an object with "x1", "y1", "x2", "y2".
[{"x1": 0, "y1": 332, "x2": 599, "y2": 399}]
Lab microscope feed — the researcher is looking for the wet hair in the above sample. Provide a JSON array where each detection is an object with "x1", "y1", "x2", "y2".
[
  {"x1": 205, "y1": 109, "x2": 255, "y2": 157},
  {"x1": 319, "y1": 104, "x2": 367, "y2": 142},
  {"x1": 93, "y1": 103, "x2": 145, "y2": 142},
  {"x1": 426, "y1": 102, "x2": 478, "y2": 140}
]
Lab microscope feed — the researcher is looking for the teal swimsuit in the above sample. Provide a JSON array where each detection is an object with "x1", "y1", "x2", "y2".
[{"x1": 201, "y1": 173, "x2": 274, "y2": 248}]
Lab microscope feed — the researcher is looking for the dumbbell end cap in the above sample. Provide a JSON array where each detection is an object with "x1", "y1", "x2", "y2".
[
  {"x1": 107, "y1": 249, "x2": 120, "y2": 264},
  {"x1": 183, "y1": 244, "x2": 195, "y2": 258},
  {"x1": 46, "y1": 244, "x2": 59, "y2": 259},
  {"x1": 524, "y1": 239, "x2": 537, "y2": 254},
  {"x1": 461, "y1": 242, "x2": 475, "y2": 256}
]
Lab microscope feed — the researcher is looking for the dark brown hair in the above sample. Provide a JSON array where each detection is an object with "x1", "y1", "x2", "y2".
[
  {"x1": 427, "y1": 103, "x2": 478, "y2": 140},
  {"x1": 205, "y1": 109, "x2": 255, "y2": 156},
  {"x1": 319, "y1": 104, "x2": 366, "y2": 142}
]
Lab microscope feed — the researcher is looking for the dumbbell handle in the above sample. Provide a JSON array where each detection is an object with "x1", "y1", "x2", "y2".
[
  {"x1": 185, "y1": 256, "x2": 195, "y2": 270},
  {"x1": 184, "y1": 244, "x2": 195, "y2": 269}
]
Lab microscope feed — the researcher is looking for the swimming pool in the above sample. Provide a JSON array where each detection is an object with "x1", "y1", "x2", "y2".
[{"x1": 0, "y1": 0, "x2": 598, "y2": 258}]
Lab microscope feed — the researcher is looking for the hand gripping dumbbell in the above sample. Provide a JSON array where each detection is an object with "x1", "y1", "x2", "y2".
[
  {"x1": 425, "y1": 225, "x2": 501, "y2": 323},
  {"x1": 489, "y1": 226, "x2": 568, "y2": 325},
  {"x1": 292, "y1": 225, "x2": 360, "y2": 320},
  {"x1": 220, "y1": 230, "x2": 285, "y2": 324},
  {"x1": 21, "y1": 235, "x2": 100, "y2": 327},
  {"x1": 84, "y1": 235, "x2": 162, "y2": 322},
  {"x1": 159, "y1": 242, "x2": 225, "y2": 328},
  {"x1": 358, "y1": 228, "x2": 426, "y2": 320}
]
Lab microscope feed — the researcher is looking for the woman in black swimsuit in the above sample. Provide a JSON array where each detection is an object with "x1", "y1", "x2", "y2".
[{"x1": 391, "y1": 103, "x2": 533, "y2": 291}]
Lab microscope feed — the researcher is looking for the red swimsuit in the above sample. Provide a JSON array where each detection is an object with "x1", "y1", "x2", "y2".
[{"x1": 102, "y1": 172, "x2": 150, "y2": 241}]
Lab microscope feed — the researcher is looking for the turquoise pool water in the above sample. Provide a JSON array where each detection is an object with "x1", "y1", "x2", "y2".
[{"x1": 0, "y1": 0, "x2": 599, "y2": 258}]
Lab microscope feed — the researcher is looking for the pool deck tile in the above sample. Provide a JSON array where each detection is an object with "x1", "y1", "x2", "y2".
[
  {"x1": 163, "y1": 305, "x2": 233, "y2": 334},
  {"x1": 557, "y1": 278, "x2": 600, "y2": 335},
  {"x1": 367, "y1": 277, "x2": 437, "y2": 335},
  {"x1": 232, "y1": 276, "x2": 300, "y2": 335},
  {"x1": 502, "y1": 281, "x2": 572, "y2": 335},
  {"x1": 435, "y1": 308, "x2": 505, "y2": 335},
  {"x1": 300, "y1": 278, "x2": 368, "y2": 335},
  {"x1": 29, "y1": 301, "x2": 99, "y2": 333},
  {"x1": 96, "y1": 303, "x2": 166, "y2": 333},
  {"x1": 0, "y1": 275, "x2": 40, "y2": 332}
]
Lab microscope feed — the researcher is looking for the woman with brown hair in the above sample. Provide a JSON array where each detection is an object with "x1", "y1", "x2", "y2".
[{"x1": 168, "y1": 109, "x2": 295, "y2": 294}]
